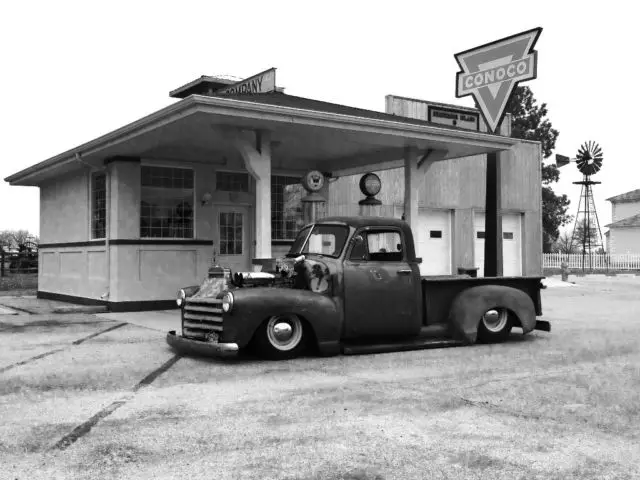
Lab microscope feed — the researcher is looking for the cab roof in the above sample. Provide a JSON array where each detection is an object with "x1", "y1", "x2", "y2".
[{"x1": 314, "y1": 216, "x2": 408, "y2": 229}]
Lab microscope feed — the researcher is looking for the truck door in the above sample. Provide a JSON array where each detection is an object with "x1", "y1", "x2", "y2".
[{"x1": 343, "y1": 227, "x2": 421, "y2": 338}]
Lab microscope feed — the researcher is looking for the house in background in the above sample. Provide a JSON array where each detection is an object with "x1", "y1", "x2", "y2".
[{"x1": 605, "y1": 189, "x2": 640, "y2": 254}]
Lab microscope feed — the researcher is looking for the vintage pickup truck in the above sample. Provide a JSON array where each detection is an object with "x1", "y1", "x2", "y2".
[{"x1": 166, "y1": 216, "x2": 550, "y2": 360}]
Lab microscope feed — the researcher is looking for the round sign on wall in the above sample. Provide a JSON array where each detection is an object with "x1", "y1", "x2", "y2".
[
  {"x1": 302, "y1": 170, "x2": 325, "y2": 193},
  {"x1": 359, "y1": 172, "x2": 382, "y2": 197}
]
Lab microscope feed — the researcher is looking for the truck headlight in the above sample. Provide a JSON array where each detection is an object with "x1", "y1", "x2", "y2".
[
  {"x1": 222, "y1": 292, "x2": 234, "y2": 313},
  {"x1": 176, "y1": 289, "x2": 186, "y2": 307}
]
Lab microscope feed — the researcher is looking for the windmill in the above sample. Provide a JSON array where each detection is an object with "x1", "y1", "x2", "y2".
[{"x1": 557, "y1": 141, "x2": 605, "y2": 270}]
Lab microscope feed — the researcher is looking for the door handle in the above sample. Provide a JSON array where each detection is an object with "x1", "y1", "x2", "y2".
[{"x1": 397, "y1": 269, "x2": 412, "y2": 275}]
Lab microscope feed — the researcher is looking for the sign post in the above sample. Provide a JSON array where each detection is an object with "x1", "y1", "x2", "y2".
[{"x1": 454, "y1": 28, "x2": 542, "y2": 277}]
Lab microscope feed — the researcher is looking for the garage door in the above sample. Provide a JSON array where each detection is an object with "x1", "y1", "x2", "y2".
[
  {"x1": 474, "y1": 213, "x2": 522, "y2": 277},
  {"x1": 415, "y1": 209, "x2": 452, "y2": 275}
]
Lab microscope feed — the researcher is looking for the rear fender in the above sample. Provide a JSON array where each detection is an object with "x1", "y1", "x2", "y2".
[
  {"x1": 448, "y1": 285, "x2": 537, "y2": 344},
  {"x1": 223, "y1": 288, "x2": 342, "y2": 350}
]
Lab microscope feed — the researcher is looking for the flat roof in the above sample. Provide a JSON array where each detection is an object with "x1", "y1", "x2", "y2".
[{"x1": 169, "y1": 75, "x2": 240, "y2": 98}]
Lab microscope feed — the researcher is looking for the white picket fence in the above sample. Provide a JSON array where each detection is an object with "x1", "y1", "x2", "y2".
[{"x1": 544, "y1": 253, "x2": 640, "y2": 271}]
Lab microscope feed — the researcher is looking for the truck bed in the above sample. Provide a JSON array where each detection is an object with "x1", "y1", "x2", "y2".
[{"x1": 421, "y1": 275, "x2": 544, "y2": 325}]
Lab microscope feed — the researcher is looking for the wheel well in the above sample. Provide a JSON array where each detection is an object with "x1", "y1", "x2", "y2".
[
  {"x1": 249, "y1": 313, "x2": 319, "y2": 353},
  {"x1": 507, "y1": 308, "x2": 522, "y2": 327},
  {"x1": 297, "y1": 315, "x2": 319, "y2": 353}
]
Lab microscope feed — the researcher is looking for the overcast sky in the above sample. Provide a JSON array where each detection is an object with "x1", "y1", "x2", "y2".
[{"x1": 1, "y1": 0, "x2": 636, "y2": 239}]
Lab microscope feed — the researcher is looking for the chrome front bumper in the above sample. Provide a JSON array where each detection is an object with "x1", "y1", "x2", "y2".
[{"x1": 166, "y1": 330, "x2": 239, "y2": 358}]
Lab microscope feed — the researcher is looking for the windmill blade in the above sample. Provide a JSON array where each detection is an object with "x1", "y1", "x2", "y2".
[{"x1": 576, "y1": 140, "x2": 604, "y2": 176}]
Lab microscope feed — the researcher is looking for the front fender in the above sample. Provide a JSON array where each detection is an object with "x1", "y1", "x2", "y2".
[
  {"x1": 222, "y1": 288, "x2": 342, "y2": 349},
  {"x1": 448, "y1": 285, "x2": 537, "y2": 344}
]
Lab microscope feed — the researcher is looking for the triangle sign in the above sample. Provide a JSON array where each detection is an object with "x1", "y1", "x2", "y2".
[{"x1": 455, "y1": 28, "x2": 542, "y2": 134}]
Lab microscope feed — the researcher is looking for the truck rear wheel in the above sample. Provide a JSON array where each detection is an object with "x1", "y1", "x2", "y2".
[
  {"x1": 477, "y1": 308, "x2": 512, "y2": 343},
  {"x1": 256, "y1": 314, "x2": 307, "y2": 360}
]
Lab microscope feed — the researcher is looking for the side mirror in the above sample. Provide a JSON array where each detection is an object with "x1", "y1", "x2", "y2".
[{"x1": 353, "y1": 234, "x2": 364, "y2": 245}]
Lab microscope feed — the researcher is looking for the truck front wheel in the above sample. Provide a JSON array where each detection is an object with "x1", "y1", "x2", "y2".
[
  {"x1": 477, "y1": 308, "x2": 512, "y2": 343},
  {"x1": 255, "y1": 314, "x2": 307, "y2": 360}
]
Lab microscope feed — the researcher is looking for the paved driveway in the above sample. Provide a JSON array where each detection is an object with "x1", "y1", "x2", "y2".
[{"x1": 1, "y1": 277, "x2": 639, "y2": 479}]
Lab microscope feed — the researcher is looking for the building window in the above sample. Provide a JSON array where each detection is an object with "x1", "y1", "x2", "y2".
[
  {"x1": 91, "y1": 173, "x2": 106, "y2": 239},
  {"x1": 140, "y1": 166, "x2": 194, "y2": 238},
  {"x1": 216, "y1": 172, "x2": 249, "y2": 192},
  {"x1": 271, "y1": 175, "x2": 305, "y2": 241}
]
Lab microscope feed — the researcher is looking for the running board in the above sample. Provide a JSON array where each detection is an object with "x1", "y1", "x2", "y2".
[{"x1": 342, "y1": 338, "x2": 464, "y2": 356}]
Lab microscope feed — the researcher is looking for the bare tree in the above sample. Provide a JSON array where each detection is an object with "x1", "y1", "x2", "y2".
[
  {"x1": 0, "y1": 230, "x2": 13, "y2": 250},
  {"x1": 553, "y1": 229, "x2": 578, "y2": 254}
]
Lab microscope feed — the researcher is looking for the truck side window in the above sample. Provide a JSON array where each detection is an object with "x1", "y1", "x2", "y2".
[{"x1": 357, "y1": 230, "x2": 403, "y2": 262}]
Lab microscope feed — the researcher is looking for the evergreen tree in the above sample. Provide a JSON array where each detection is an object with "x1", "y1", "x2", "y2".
[{"x1": 505, "y1": 86, "x2": 571, "y2": 252}]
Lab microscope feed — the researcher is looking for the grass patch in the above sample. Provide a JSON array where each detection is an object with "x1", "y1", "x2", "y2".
[
  {"x1": 75, "y1": 442, "x2": 151, "y2": 475},
  {"x1": 448, "y1": 451, "x2": 505, "y2": 470}
]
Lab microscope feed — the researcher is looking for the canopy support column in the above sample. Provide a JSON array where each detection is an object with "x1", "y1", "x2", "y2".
[
  {"x1": 235, "y1": 130, "x2": 272, "y2": 260},
  {"x1": 484, "y1": 151, "x2": 503, "y2": 277}
]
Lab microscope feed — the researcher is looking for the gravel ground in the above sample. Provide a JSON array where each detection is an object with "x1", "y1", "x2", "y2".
[{"x1": 0, "y1": 278, "x2": 639, "y2": 479}]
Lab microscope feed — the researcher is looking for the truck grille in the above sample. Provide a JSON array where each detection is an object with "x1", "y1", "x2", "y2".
[{"x1": 182, "y1": 298, "x2": 223, "y2": 340}]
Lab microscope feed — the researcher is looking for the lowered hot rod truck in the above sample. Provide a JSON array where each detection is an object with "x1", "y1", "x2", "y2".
[{"x1": 166, "y1": 217, "x2": 550, "y2": 360}]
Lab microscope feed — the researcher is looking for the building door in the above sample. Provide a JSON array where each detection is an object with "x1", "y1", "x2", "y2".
[
  {"x1": 474, "y1": 212, "x2": 523, "y2": 277},
  {"x1": 215, "y1": 205, "x2": 250, "y2": 273},
  {"x1": 415, "y1": 208, "x2": 452, "y2": 275}
]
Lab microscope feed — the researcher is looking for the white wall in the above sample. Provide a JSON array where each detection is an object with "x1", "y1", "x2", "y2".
[
  {"x1": 612, "y1": 201, "x2": 640, "y2": 223},
  {"x1": 608, "y1": 228, "x2": 640, "y2": 254},
  {"x1": 40, "y1": 168, "x2": 89, "y2": 243}
]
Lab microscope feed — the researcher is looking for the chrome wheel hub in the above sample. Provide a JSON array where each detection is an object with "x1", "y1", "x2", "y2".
[
  {"x1": 482, "y1": 308, "x2": 508, "y2": 332},
  {"x1": 273, "y1": 322, "x2": 293, "y2": 342}
]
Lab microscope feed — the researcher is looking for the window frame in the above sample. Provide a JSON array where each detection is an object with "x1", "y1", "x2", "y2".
[
  {"x1": 347, "y1": 227, "x2": 406, "y2": 263},
  {"x1": 139, "y1": 163, "x2": 196, "y2": 240},
  {"x1": 90, "y1": 171, "x2": 107, "y2": 240},
  {"x1": 217, "y1": 210, "x2": 245, "y2": 256},
  {"x1": 271, "y1": 174, "x2": 305, "y2": 242}
]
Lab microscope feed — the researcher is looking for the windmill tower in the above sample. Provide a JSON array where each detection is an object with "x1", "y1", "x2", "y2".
[{"x1": 570, "y1": 141, "x2": 605, "y2": 270}]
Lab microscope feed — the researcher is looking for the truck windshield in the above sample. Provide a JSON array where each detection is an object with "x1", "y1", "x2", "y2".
[{"x1": 287, "y1": 224, "x2": 350, "y2": 258}]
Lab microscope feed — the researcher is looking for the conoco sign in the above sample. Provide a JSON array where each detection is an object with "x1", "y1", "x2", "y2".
[{"x1": 455, "y1": 28, "x2": 542, "y2": 134}]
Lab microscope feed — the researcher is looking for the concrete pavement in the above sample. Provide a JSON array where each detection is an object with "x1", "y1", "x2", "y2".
[
  {"x1": 0, "y1": 305, "x2": 18, "y2": 315},
  {"x1": 96, "y1": 309, "x2": 181, "y2": 333}
]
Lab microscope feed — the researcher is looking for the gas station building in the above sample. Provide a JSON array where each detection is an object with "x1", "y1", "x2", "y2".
[{"x1": 4, "y1": 71, "x2": 542, "y2": 311}]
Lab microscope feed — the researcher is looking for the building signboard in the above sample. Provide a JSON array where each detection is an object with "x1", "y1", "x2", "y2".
[
  {"x1": 455, "y1": 28, "x2": 542, "y2": 133},
  {"x1": 217, "y1": 68, "x2": 276, "y2": 95},
  {"x1": 427, "y1": 106, "x2": 479, "y2": 131}
]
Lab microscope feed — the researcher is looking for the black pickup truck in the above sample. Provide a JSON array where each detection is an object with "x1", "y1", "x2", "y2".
[{"x1": 167, "y1": 216, "x2": 549, "y2": 360}]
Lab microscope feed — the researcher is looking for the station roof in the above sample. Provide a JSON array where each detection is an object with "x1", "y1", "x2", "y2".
[{"x1": 5, "y1": 91, "x2": 521, "y2": 186}]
